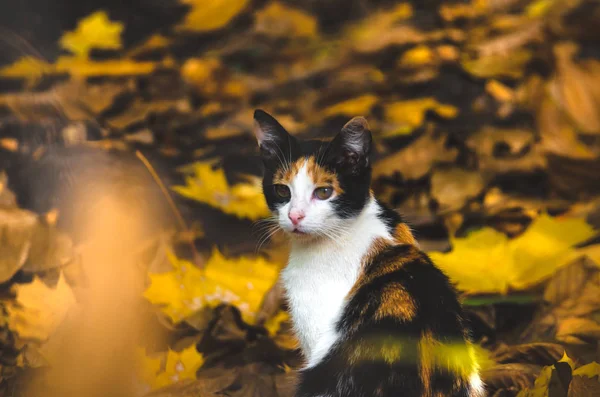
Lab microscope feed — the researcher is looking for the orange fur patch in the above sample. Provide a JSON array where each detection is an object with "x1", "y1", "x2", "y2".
[
  {"x1": 272, "y1": 156, "x2": 343, "y2": 194},
  {"x1": 374, "y1": 282, "x2": 417, "y2": 322},
  {"x1": 394, "y1": 223, "x2": 417, "y2": 246}
]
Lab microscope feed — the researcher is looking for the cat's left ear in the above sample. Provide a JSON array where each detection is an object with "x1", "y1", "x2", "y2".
[{"x1": 329, "y1": 116, "x2": 372, "y2": 171}]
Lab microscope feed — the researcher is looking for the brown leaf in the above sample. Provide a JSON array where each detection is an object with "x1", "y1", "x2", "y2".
[
  {"x1": 556, "y1": 318, "x2": 600, "y2": 345},
  {"x1": 543, "y1": 258, "x2": 589, "y2": 307},
  {"x1": 430, "y1": 168, "x2": 485, "y2": 212},
  {"x1": 0, "y1": 207, "x2": 75, "y2": 283},
  {"x1": 552, "y1": 43, "x2": 600, "y2": 134},
  {"x1": 373, "y1": 130, "x2": 458, "y2": 180},
  {"x1": 491, "y1": 343, "x2": 566, "y2": 367},
  {"x1": 568, "y1": 375, "x2": 600, "y2": 397},
  {"x1": 537, "y1": 96, "x2": 597, "y2": 159},
  {"x1": 480, "y1": 363, "x2": 541, "y2": 393}
]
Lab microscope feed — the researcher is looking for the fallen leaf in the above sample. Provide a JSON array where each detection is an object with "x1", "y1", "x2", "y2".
[
  {"x1": 139, "y1": 345, "x2": 205, "y2": 391},
  {"x1": 430, "y1": 168, "x2": 485, "y2": 212},
  {"x1": 0, "y1": 207, "x2": 75, "y2": 282},
  {"x1": 397, "y1": 45, "x2": 436, "y2": 67},
  {"x1": 347, "y1": 3, "x2": 417, "y2": 53},
  {"x1": 144, "y1": 249, "x2": 280, "y2": 324},
  {"x1": 177, "y1": 0, "x2": 249, "y2": 32},
  {"x1": 461, "y1": 48, "x2": 532, "y2": 79},
  {"x1": 556, "y1": 317, "x2": 600, "y2": 345},
  {"x1": 6, "y1": 274, "x2": 76, "y2": 341},
  {"x1": 320, "y1": 94, "x2": 378, "y2": 119},
  {"x1": 486, "y1": 80, "x2": 515, "y2": 102},
  {"x1": 254, "y1": 2, "x2": 318, "y2": 38},
  {"x1": 373, "y1": 130, "x2": 458, "y2": 180},
  {"x1": 481, "y1": 363, "x2": 541, "y2": 394},
  {"x1": 573, "y1": 362, "x2": 600, "y2": 378},
  {"x1": 172, "y1": 162, "x2": 270, "y2": 220},
  {"x1": 551, "y1": 42, "x2": 600, "y2": 134},
  {"x1": 428, "y1": 213, "x2": 596, "y2": 294},
  {"x1": 59, "y1": 11, "x2": 124, "y2": 58},
  {"x1": 537, "y1": 95, "x2": 597, "y2": 159},
  {"x1": 383, "y1": 98, "x2": 458, "y2": 136}
]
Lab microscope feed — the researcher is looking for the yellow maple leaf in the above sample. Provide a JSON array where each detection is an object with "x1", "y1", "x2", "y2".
[
  {"x1": 59, "y1": 10, "x2": 124, "y2": 58},
  {"x1": 428, "y1": 214, "x2": 596, "y2": 294},
  {"x1": 172, "y1": 162, "x2": 270, "y2": 220},
  {"x1": 573, "y1": 361, "x2": 600, "y2": 378},
  {"x1": 6, "y1": 273, "x2": 76, "y2": 341},
  {"x1": 177, "y1": 0, "x2": 249, "y2": 32},
  {"x1": 144, "y1": 249, "x2": 280, "y2": 324},
  {"x1": 137, "y1": 345, "x2": 204, "y2": 390},
  {"x1": 383, "y1": 98, "x2": 458, "y2": 136}
]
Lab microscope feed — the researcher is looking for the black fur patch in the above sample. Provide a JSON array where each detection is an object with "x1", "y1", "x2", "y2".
[{"x1": 296, "y1": 245, "x2": 472, "y2": 397}]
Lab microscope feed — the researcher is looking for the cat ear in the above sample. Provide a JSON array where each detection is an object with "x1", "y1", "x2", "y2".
[
  {"x1": 253, "y1": 109, "x2": 295, "y2": 162},
  {"x1": 329, "y1": 116, "x2": 372, "y2": 171}
]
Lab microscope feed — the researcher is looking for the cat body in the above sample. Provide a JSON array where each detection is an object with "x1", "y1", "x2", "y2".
[{"x1": 253, "y1": 110, "x2": 484, "y2": 397}]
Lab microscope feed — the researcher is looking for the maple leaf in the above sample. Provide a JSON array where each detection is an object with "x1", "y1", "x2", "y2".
[
  {"x1": 59, "y1": 11, "x2": 124, "y2": 58},
  {"x1": 137, "y1": 345, "x2": 204, "y2": 391},
  {"x1": 5, "y1": 273, "x2": 76, "y2": 341},
  {"x1": 516, "y1": 352, "x2": 600, "y2": 397},
  {"x1": 172, "y1": 162, "x2": 270, "y2": 220},
  {"x1": 144, "y1": 249, "x2": 280, "y2": 324},
  {"x1": 428, "y1": 213, "x2": 596, "y2": 294}
]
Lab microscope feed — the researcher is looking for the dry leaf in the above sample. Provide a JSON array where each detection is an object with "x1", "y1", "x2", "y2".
[
  {"x1": 348, "y1": 3, "x2": 417, "y2": 53},
  {"x1": 173, "y1": 162, "x2": 269, "y2": 220},
  {"x1": 320, "y1": 94, "x2": 378, "y2": 119},
  {"x1": 383, "y1": 98, "x2": 458, "y2": 136},
  {"x1": 6, "y1": 274, "x2": 76, "y2": 341},
  {"x1": 59, "y1": 11, "x2": 124, "y2": 58},
  {"x1": 144, "y1": 249, "x2": 280, "y2": 324},
  {"x1": 0, "y1": 207, "x2": 75, "y2": 282},
  {"x1": 551, "y1": 43, "x2": 600, "y2": 134},
  {"x1": 373, "y1": 130, "x2": 458, "y2": 180},
  {"x1": 556, "y1": 317, "x2": 600, "y2": 345},
  {"x1": 430, "y1": 168, "x2": 485, "y2": 212},
  {"x1": 428, "y1": 214, "x2": 596, "y2": 294},
  {"x1": 254, "y1": 2, "x2": 318, "y2": 38},
  {"x1": 138, "y1": 345, "x2": 205, "y2": 391},
  {"x1": 537, "y1": 95, "x2": 596, "y2": 159},
  {"x1": 177, "y1": 0, "x2": 249, "y2": 32},
  {"x1": 461, "y1": 49, "x2": 532, "y2": 79}
]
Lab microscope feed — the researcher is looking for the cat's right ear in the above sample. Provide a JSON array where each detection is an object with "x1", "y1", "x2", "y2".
[{"x1": 253, "y1": 109, "x2": 295, "y2": 162}]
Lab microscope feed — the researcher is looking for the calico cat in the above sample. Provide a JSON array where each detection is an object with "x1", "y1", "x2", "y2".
[{"x1": 252, "y1": 109, "x2": 485, "y2": 397}]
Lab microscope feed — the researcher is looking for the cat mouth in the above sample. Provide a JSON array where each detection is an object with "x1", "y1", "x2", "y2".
[{"x1": 292, "y1": 229, "x2": 306, "y2": 235}]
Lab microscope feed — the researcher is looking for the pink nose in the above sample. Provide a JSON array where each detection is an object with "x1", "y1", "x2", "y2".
[{"x1": 289, "y1": 210, "x2": 305, "y2": 226}]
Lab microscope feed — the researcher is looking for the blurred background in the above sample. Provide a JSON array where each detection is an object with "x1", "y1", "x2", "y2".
[{"x1": 0, "y1": 0, "x2": 600, "y2": 396}]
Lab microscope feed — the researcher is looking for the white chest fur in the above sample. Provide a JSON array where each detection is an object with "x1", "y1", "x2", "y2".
[{"x1": 280, "y1": 199, "x2": 392, "y2": 368}]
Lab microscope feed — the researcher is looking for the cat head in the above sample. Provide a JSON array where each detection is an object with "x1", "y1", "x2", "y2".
[{"x1": 253, "y1": 109, "x2": 373, "y2": 241}]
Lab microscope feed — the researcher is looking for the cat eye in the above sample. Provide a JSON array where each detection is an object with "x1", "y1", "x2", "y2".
[
  {"x1": 274, "y1": 184, "x2": 291, "y2": 199},
  {"x1": 314, "y1": 187, "x2": 333, "y2": 200}
]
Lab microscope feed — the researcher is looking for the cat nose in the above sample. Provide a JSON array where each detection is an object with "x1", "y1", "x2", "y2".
[{"x1": 289, "y1": 210, "x2": 305, "y2": 226}]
